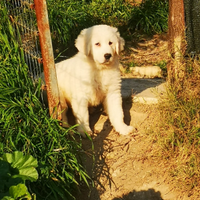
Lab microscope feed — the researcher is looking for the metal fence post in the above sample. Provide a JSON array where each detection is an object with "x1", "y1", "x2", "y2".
[{"x1": 34, "y1": 0, "x2": 61, "y2": 120}]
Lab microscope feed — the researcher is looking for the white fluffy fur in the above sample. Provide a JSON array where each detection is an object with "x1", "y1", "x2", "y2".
[{"x1": 56, "y1": 25, "x2": 134, "y2": 137}]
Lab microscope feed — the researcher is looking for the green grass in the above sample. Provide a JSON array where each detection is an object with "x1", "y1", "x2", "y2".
[
  {"x1": 128, "y1": 0, "x2": 168, "y2": 34},
  {"x1": 47, "y1": 0, "x2": 133, "y2": 44},
  {"x1": 47, "y1": 0, "x2": 169, "y2": 47},
  {"x1": 47, "y1": 0, "x2": 93, "y2": 44},
  {"x1": 0, "y1": 5, "x2": 91, "y2": 200}
]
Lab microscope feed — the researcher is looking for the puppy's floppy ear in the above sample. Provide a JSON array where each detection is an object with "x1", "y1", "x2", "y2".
[
  {"x1": 116, "y1": 36, "x2": 125, "y2": 55},
  {"x1": 112, "y1": 28, "x2": 125, "y2": 55},
  {"x1": 75, "y1": 28, "x2": 91, "y2": 55}
]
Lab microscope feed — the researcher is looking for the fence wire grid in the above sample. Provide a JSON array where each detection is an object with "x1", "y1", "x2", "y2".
[{"x1": 4, "y1": 0, "x2": 43, "y2": 81}]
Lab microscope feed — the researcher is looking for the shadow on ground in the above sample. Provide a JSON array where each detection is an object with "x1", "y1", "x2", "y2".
[
  {"x1": 75, "y1": 96, "x2": 165, "y2": 200},
  {"x1": 112, "y1": 189, "x2": 163, "y2": 200},
  {"x1": 121, "y1": 78, "x2": 164, "y2": 97}
]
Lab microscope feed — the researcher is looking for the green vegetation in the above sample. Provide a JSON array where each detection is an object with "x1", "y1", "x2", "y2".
[
  {"x1": 47, "y1": 0, "x2": 133, "y2": 44},
  {"x1": 128, "y1": 0, "x2": 169, "y2": 34},
  {"x1": 47, "y1": 0, "x2": 169, "y2": 45},
  {"x1": 0, "y1": 151, "x2": 38, "y2": 200},
  {"x1": 0, "y1": 5, "x2": 90, "y2": 200}
]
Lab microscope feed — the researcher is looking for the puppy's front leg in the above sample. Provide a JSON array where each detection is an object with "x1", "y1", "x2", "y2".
[
  {"x1": 59, "y1": 90, "x2": 69, "y2": 127},
  {"x1": 104, "y1": 93, "x2": 134, "y2": 135},
  {"x1": 71, "y1": 99, "x2": 92, "y2": 137}
]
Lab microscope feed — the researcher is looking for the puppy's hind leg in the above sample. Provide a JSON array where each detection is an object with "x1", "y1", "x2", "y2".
[{"x1": 104, "y1": 93, "x2": 135, "y2": 135}]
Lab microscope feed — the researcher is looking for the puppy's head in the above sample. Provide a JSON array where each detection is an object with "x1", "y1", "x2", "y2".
[{"x1": 75, "y1": 25, "x2": 125, "y2": 65}]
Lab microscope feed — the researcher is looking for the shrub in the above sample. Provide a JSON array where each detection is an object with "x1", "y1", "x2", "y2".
[
  {"x1": 47, "y1": 0, "x2": 95, "y2": 44},
  {"x1": 47, "y1": 0, "x2": 169, "y2": 53},
  {"x1": 47, "y1": 0, "x2": 133, "y2": 45},
  {"x1": 128, "y1": 0, "x2": 169, "y2": 34},
  {"x1": 86, "y1": 0, "x2": 132, "y2": 27}
]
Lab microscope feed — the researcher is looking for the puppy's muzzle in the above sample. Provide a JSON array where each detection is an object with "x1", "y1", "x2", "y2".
[{"x1": 104, "y1": 53, "x2": 112, "y2": 61}]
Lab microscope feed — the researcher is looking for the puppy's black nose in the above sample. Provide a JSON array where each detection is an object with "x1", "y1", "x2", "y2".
[{"x1": 104, "y1": 53, "x2": 112, "y2": 60}]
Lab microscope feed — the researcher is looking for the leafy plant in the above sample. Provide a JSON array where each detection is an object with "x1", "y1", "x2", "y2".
[{"x1": 0, "y1": 151, "x2": 38, "y2": 200}]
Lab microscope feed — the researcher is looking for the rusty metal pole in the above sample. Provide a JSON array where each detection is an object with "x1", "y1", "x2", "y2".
[{"x1": 34, "y1": 0, "x2": 61, "y2": 120}]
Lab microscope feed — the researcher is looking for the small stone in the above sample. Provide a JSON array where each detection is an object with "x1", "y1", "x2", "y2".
[{"x1": 130, "y1": 66, "x2": 162, "y2": 78}]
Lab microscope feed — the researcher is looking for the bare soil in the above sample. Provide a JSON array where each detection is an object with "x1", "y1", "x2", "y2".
[
  {"x1": 75, "y1": 34, "x2": 192, "y2": 200},
  {"x1": 76, "y1": 102, "x2": 189, "y2": 200}
]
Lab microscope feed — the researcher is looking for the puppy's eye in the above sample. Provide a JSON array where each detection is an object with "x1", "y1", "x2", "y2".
[
  {"x1": 109, "y1": 41, "x2": 113, "y2": 45},
  {"x1": 95, "y1": 43, "x2": 100, "y2": 46}
]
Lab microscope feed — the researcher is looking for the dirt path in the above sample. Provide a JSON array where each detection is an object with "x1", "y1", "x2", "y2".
[
  {"x1": 75, "y1": 101, "x2": 190, "y2": 200},
  {"x1": 74, "y1": 34, "x2": 192, "y2": 200}
]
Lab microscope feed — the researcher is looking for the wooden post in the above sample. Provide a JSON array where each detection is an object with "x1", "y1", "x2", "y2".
[{"x1": 168, "y1": 0, "x2": 186, "y2": 84}]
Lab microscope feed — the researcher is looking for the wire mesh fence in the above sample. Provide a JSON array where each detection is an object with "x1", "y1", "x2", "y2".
[
  {"x1": 4, "y1": 0, "x2": 43, "y2": 81},
  {"x1": 4, "y1": 0, "x2": 62, "y2": 119}
]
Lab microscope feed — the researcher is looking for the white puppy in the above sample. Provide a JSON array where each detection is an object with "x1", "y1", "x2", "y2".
[{"x1": 56, "y1": 25, "x2": 134, "y2": 137}]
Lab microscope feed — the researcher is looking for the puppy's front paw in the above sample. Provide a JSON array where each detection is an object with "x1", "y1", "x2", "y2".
[{"x1": 118, "y1": 124, "x2": 135, "y2": 135}]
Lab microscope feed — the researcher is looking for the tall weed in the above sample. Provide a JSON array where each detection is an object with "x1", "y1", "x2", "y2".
[{"x1": 157, "y1": 58, "x2": 200, "y2": 194}]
